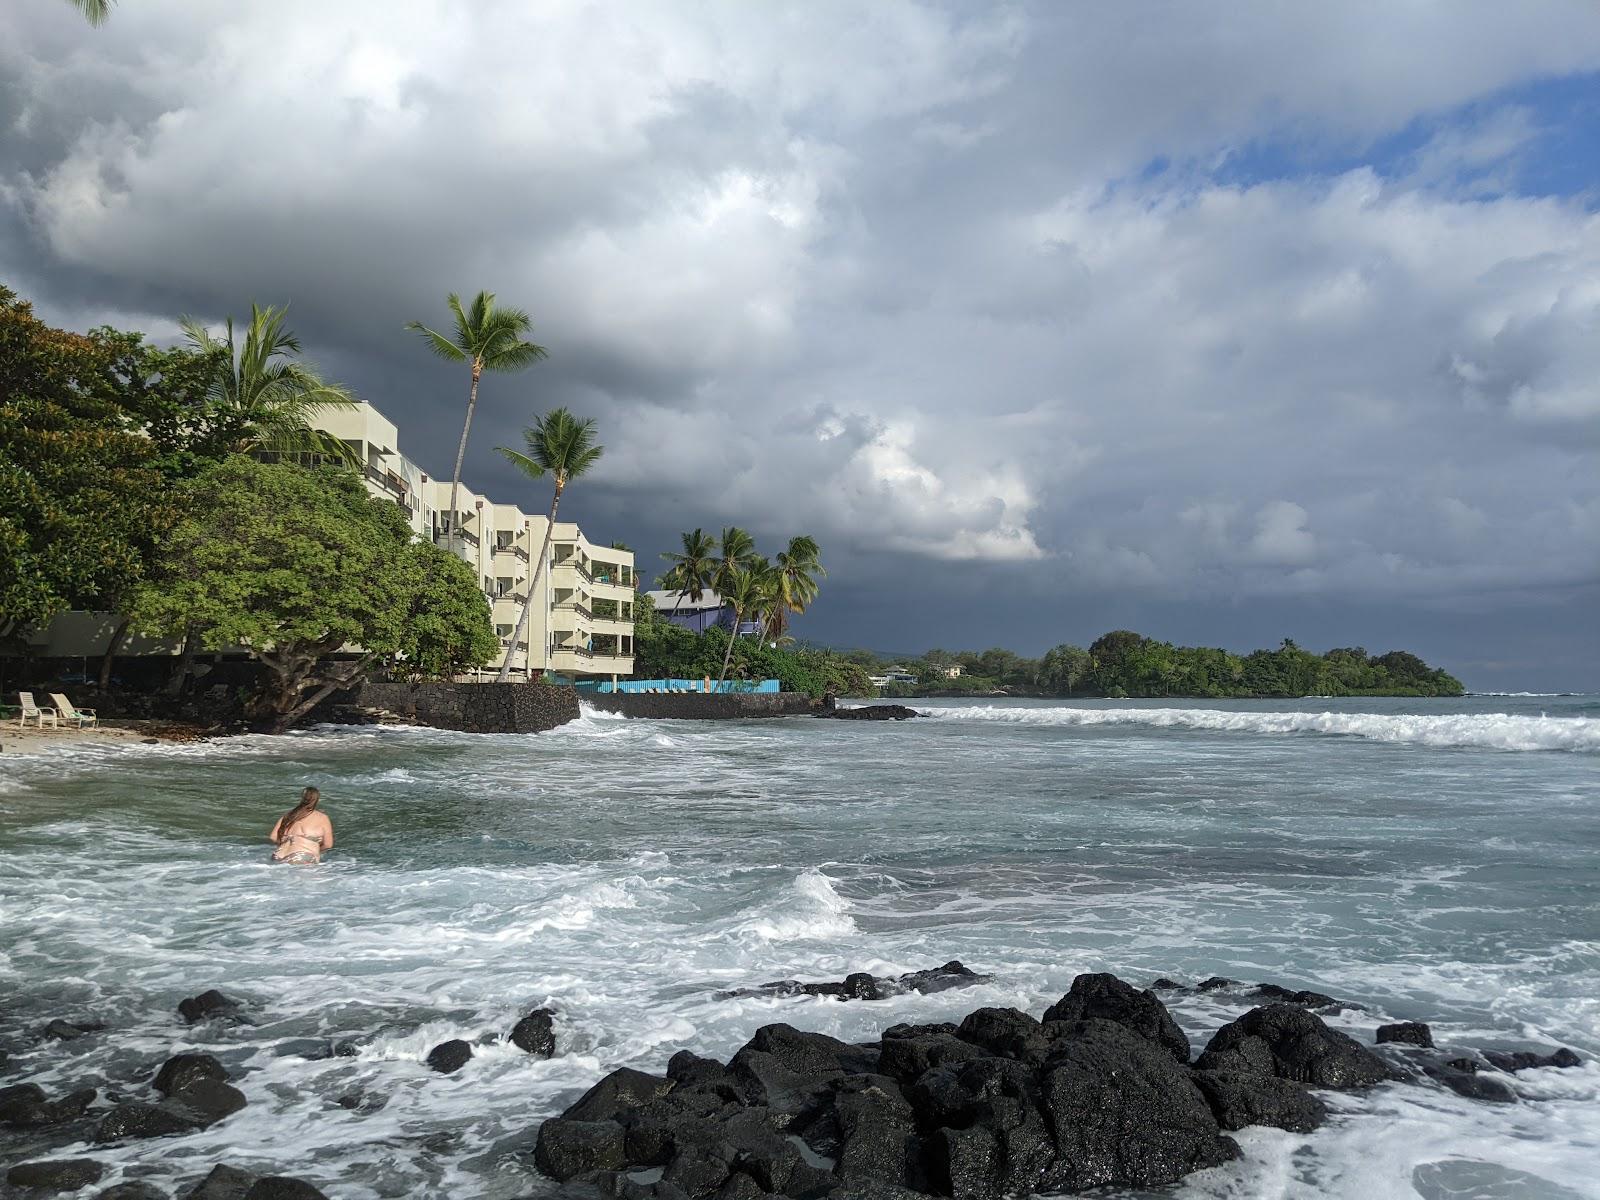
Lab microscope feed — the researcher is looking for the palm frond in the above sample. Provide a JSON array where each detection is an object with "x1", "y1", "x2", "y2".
[
  {"x1": 405, "y1": 321, "x2": 468, "y2": 363},
  {"x1": 495, "y1": 445, "x2": 549, "y2": 480},
  {"x1": 69, "y1": 0, "x2": 113, "y2": 26}
]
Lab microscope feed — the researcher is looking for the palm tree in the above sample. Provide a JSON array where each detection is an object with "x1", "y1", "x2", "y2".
[
  {"x1": 67, "y1": 0, "x2": 112, "y2": 25},
  {"x1": 407, "y1": 291, "x2": 546, "y2": 555},
  {"x1": 765, "y1": 535, "x2": 825, "y2": 640},
  {"x1": 714, "y1": 565, "x2": 767, "y2": 688},
  {"x1": 179, "y1": 303, "x2": 359, "y2": 460},
  {"x1": 712, "y1": 526, "x2": 758, "y2": 593},
  {"x1": 494, "y1": 409, "x2": 603, "y2": 681},
  {"x1": 659, "y1": 528, "x2": 717, "y2": 618}
]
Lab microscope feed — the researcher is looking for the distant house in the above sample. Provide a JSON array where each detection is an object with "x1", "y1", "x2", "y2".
[
  {"x1": 943, "y1": 664, "x2": 964, "y2": 679},
  {"x1": 868, "y1": 665, "x2": 919, "y2": 687},
  {"x1": 645, "y1": 589, "x2": 763, "y2": 637}
]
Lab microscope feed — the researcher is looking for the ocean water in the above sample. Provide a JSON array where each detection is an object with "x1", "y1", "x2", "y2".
[{"x1": 1, "y1": 694, "x2": 1597, "y2": 1199}]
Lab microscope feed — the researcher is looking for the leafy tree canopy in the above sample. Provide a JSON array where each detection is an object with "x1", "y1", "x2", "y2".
[{"x1": 132, "y1": 457, "x2": 495, "y2": 728}]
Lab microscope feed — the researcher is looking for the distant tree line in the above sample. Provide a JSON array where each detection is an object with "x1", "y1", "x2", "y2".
[{"x1": 868, "y1": 631, "x2": 1464, "y2": 699}]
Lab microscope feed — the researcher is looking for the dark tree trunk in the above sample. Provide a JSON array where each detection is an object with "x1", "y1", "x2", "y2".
[
  {"x1": 163, "y1": 625, "x2": 198, "y2": 697},
  {"x1": 98, "y1": 616, "x2": 131, "y2": 692}
]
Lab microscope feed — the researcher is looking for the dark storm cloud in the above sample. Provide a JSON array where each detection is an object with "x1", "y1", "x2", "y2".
[{"x1": 4, "y1": 0, "x2": 1599, "y2": 687}]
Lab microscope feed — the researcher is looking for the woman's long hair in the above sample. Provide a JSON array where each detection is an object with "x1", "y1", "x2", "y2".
[{"x1": 276, "y1": 787, "x2": 321, "y2": 844}]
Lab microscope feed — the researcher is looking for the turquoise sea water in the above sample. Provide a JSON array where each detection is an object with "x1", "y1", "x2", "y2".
[{"x1": 1, "y1": 695, "x2": 1597, "y2": 1198}]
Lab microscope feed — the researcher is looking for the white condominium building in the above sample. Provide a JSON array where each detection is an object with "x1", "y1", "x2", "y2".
[{"x1": 323, "y1": 402, "x2": 635, "y2": 681}]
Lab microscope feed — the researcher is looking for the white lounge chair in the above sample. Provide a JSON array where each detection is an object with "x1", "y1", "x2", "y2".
[
  {"x1": 50, "y1": 693, "x2": 97, "y2": 729},
  {"x1": 19, "y1": 692, "x2": 59, "y2": 728}
]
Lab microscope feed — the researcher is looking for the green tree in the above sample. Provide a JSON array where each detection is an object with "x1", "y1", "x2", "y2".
[
  {"x1": 406, "y1": 291, "x2": 546, "y2": 556},
  {"x1": 132, "y1": 457, "x2": 493, "y2": 731},
  {"x1": 659, "y1": 528, "x2": 718, "y2": 617},
  {"x1": 179, "y1": 304, "x2": 359, "y2": 462},
  {"x1": 1036, "y1": 644, "x2": 1090, "y2": 695},
  {"x1": 66, "y1": 0, "x2": 112, "y2": 25},
  {"x1": 714, "y1": 565, "x2": 766, "y2": 687},
  {"x1": 0, "y1": 288, "x2": 177, "y2": 645},
  {"x1": 397, "y1": 540, "x2": 501, "y2": 680},
  {"x1": 765, "y1": 534, "x2": 826, "y2": 640},
  {"x1": 712, "y1": 526, "x2": 758, "y2": 595},
  {"x1": 493, "y1": 408, "x2": 603, "y2": 681}
]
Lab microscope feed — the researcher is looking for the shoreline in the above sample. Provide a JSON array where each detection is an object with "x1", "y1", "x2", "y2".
[{"x1": 0, "y1": 719, "x2": 211, "y2": 754}]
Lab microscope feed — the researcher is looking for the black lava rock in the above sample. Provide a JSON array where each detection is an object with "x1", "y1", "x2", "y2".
[
  {"x1": 877, "y1": 1026, "x2": 985, "y2": 1083},
  {"x1": 43, "y1": 1019, "x2": 103, "y2": 1041},
  {"x1": 8, "y1": 1158, "x2": 105, "y2": 1192},
  {"x1": 153, "y1": 1053, "x2": 228, "y2": 1097},
  {"x1": 95, "y1": 1183, "x2": 169, "y2": 1199},
  {"x1": 95, "y1": 1101, "x2": 205, "y2": 1142},
  {"x1": 730, "y1": 1024, "x2": 877, "y2": 1113},
  {"x1": 510, "y1": 1008, "x2": 557, "y2": 1056},
  {"x1": 953, "y1": 1008, "x2": 1050, "y2": 1061},
  {"x1": 535, "y1": 1118, "x2": 629, "y2": 1180},
  {"x1": 241, "y1": 1180, "x2": 329, "y2": 1200},
  {"x1": 0, "y1": 1082, "x2": 96, "y2": 1128},
  {"x1": 1251, "y1": 984, "x2": 1342, "y2": 1009},
  {"x1": 815, "y1": 705, "x2": 921, "y2": 720},
  {"x1": 1482, "y1": 1047, "x2": 1583, "y2": 1072},
  {"x1": 1424, "y1": 1062, "x2": 1517, "y2": 1102},
  {"x1": 1192, "y1": 1068, "x2": 1328, "y2": 1133},
  {"x1": 565, "y1": 1067, "x2": 678, "y2": 1123},
  {"x1": 1151, "y1": 978, "x2": 1183, "y2": 990},
  {"x1": 722, "y1": 961, "x2": 990, "y2": 1003},
  {"x1": 183, "y1": 1165, "x2": 257, "y2": 1200},
  {"x1": 424, "y1": 1039, "x2": 473, "y2": 1074},
  {"x1": 1375, "y1": 1021, "x2": 1434, "y2": 1049},
  {"x1": 1038, "y1": 1019, "x2": 1239, "y2": 1191},
  {"x1": 1194, "y1": 1003, "x2": 1393, "y2": 1089},
  {"x1": 177, "y1": 990, "x2": 240, "y2": 1024},
  {"x1": 168, "y1": 1078, "x2": 247, "y2": 1126},
  {"x1": 1196, "y1": 977, "x2": 1237, "y2": 991},
  {"x1": 1043, "y1": 972, "x2": 1191, "y2": 1064}
]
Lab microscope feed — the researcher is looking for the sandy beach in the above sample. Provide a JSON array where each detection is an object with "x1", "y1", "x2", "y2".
[{"x1": 0, "y1": 719, "x2": 208, "y2": 754}]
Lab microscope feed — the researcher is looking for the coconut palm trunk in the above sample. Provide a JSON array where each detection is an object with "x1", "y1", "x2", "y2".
[
  {"x1": 498, "y1": 479, "x2": 564, "y2": 681},
  {"x1": 446, "y1": 363, "x2": 483, "y2": 556},
  {"x1": 715, "y1": 606, "x2": 742, "y2": 689}
]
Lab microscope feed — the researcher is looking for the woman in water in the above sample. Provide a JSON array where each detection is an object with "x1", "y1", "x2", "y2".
[{"x1": 269, "y1": 786, "x2": 334, "y2": 864}]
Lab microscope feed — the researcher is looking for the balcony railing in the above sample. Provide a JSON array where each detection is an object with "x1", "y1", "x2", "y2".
[
  {"x1": 494, "y1": 543, "x2": 530, "y2": 561},
  {"x1": 553, "y1": 557, "x2": 592, "y2": 582},
  {"x1": 553, "y1": 600, "x2": 593, "y2": 621}
]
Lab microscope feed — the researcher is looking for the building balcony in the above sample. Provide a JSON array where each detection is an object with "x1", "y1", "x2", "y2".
[
  {"x1": 494, "y1": 543, "x2": 530, "y2": 562},
  {"x1": 589, "y1": 616, "x2": 633, "y2": 638}
]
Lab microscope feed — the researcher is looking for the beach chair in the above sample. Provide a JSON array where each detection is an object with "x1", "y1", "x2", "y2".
[
  {"x1": 50, "y1": 693, "x2": 98, "y2": 729},
  {"x1": 18, "y1": 692, "x2": 59, "y2": 728}
]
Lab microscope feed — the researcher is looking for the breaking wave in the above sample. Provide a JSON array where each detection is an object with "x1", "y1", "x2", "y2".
[{"x1": 924, "y1": 706, "x2": 1600, "y2": 753}]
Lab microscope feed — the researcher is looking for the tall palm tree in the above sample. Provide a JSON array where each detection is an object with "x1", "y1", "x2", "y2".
[
  {"x1": 407, "y1": 291, "x2": 546, "y2": 555},
  {"x1": 714, "y1": 565, "x2": 767, "y2": 688},
  {"x1": 659, "y1": 528, "x2": 717, "y2": 618},
  {"x1": 67, "y1": 0, "x2": 112, "y2": 25},
  {"x1": 179, "y1": 304, "x2": 358, "y2": 460},
  {"x1": 765, "y1": 535, "x2": 826, "y2": 640},
  {"x1": 712, "y1": 526, "x2": 758, "y2": 594},
  {"x1": 494, "y1": 409, "x2": 603, "y2": 681}
]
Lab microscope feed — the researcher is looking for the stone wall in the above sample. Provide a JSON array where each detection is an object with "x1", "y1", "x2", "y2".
[
  {"x1": 345, "y1": 681, "x2": 580, "y2": 734},
  {"x1": 585, "y1": 691, "x2": 819, "y2": 720}
]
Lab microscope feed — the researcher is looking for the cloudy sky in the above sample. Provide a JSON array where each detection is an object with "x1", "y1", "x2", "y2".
[{"x1": 5, "y1": 1, "x2": 1598, "y2": 688}]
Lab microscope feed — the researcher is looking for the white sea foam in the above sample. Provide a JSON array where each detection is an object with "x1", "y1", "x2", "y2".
[
  {"x1": 731, "y1": 868, "x2": 859, "y2": 942},
  {"x1": 924, "y1": 705, "x2": 1600, "y2": 752}
]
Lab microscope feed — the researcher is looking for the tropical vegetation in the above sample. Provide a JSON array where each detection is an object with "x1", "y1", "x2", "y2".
[
  {"x1": 868, "y1": 632, "x2": 1464, "y2": 699},
  {"x1": 406, "y1": 291, "x2": 546, "y2": 556},
  {"x1": 494, "y1": 407, "x2": 603, "y2": 681}
]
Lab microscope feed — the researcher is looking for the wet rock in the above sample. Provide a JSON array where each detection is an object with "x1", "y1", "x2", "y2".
[
  {"x1": 240, "y1": 1180, "x2": 329, "y2": 1200},
  {"x1": 0, "y1": 1082, "x2": 96, "y2": 1129},
  {"x1": 1151, "y1": 978, "x2": 1183, "y2": 990},
  {"x1": 1038, "y1": 1019, "x2": 1239, "y2": 1192},
  {"x1": 1196, "y1": 977, "x2": 1237, "y2": 991},
  {"x1": 667, "y1": 1050, "x2": 732, "y2": 1089},
  {"x1": 730, "y1": 1025, "x2": 877, "y2": 1114},
  {"x1": 831, "y1": 1076, "x2": 917, "y2": 1188},
  {"x1": 1424, "y1": 1063, "x2": 1516, "y2": 1103},
  {"x1": 153, "y1": 1053, "x2": 228, "y2": 1097},
  {"x1": 536, "y1": 1119, "x2": 630, "y2": 1180},
  {"x1": 952, "y1": 1008, "x2": 1049, "y2": 1061},
  {"x1": 1194, "y1": 1004, "x2": 1393, "y2": 1089},
  {"x1": 1042, "y1": 973, "x2": 1190, "y2": 1064},
  {"x1": 814, "y1": 705, "x2": 920, "y2": 721},
  {"x1": 1192, "y1": 1068, "x2": 1328, "y2": 1133},
  {"x1": 1482, "y1": 1048, "x2": 1582, "y2": 1072},
  {"x1": 915, "y1": 1058, "x2": 1056, "y2": 1198},
  {"x1": 167, "y1": 1078, "x2": 247, "y2": 1126},
  {"x1": 1445, "y1": 1057, "x2": 1477, "y2": 1073},
  {"x1": 177, "y1": 991, "x2": 240, "y2": 1024},
  {"x1": 1251, "y1": 984, "x2": 1342, "y2": 1009},
  {"x1": 567, "y1": 1068, "x2": 678, "y2": 1124},
  {"x1": 95, "y1": 1184, "x2": 168, "y2": 1199},
  {"x1": 182, "y1": 1165, "x2": 257, "y2": 1200},
  {"x1": 1376, "y1": 1022, "x2": 1434, "y2": 1049},
  {"x1": 721, "y1": 962, "x2": 990, "y2": 1004},
  {"x1": 94, "y1": 1101, "x2": 204, "y2": 1142},
  {"x1": 425, "y1": 1038, "x2": 473, "y2": 1074},
  {"x1": 334, "y1": 1089, "x2": 388, "y2": 1113},
  {"x1": 877, "y1": 1027, "x2": 985, "y2": 1083},
  {"x1": 511, "y1": 1008, "x2": 558, "y2": 1057},
  {"x1": 43, "y1": 1019, "x2": 104, "y2": 1042},
  {"x1": 7, "y1": 1158, "x2": 105, "y2": 1192}
]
